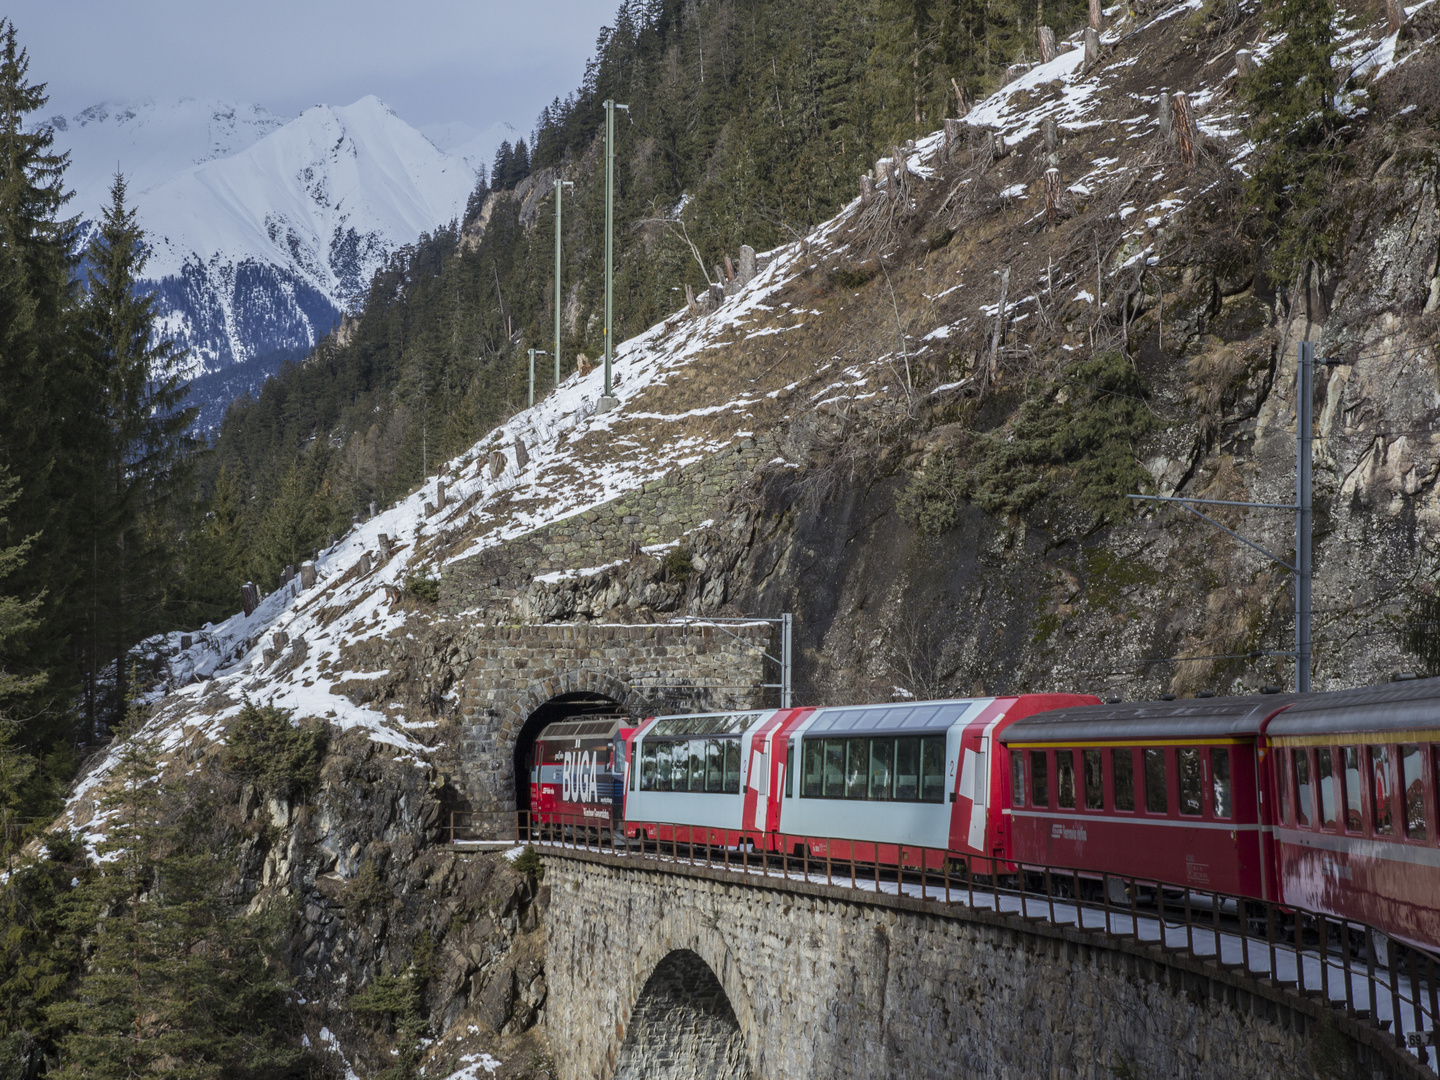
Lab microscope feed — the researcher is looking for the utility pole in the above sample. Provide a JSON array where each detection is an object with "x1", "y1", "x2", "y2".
[
  {"x1": 527, "y1": 348, "x2": 546, "y2": 407},
  {"x1": 554, "y1": 176, "x2": 573, "y2": 388},
  {"x1": 781, "y1": 612, "x2": 793, "y2": 709},
  {"x1": 600, "y1": 99, "x2": 628, "y2": 412},
  {"x1": 1129, "y1": 341, "x2": 1340, "y2": 693}
]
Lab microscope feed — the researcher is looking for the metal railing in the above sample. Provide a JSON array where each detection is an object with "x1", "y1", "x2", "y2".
[{"x1": 512, "y1": 810, "x2": 1440, "y2": 1072}]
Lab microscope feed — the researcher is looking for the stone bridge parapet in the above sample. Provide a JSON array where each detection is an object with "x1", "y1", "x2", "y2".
[{"x1": 541, "y1": 849, "x2": 1423, "y2": 1080}]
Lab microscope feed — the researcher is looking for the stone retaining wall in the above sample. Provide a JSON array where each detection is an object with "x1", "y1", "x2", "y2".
[{"x1": 543, "y1": 851, "x2": 1418, "y2": 1080}]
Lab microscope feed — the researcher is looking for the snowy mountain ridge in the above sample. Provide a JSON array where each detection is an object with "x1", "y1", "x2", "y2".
[{"x1": 50, "y1": 95, "x2": 481, "y2": 383}]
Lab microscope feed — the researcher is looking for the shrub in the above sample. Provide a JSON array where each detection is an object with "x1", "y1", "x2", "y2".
[
  {"x1": 664, "y1": 548, "x2": 693, "y2": 582},
  {"x1": 404, "y1": 573, "x2": 441, "y2": 604},
  {"x1": 224, "y1": 700, "x2": 328, "y2": 801},
  {"x1": 511, "y1": 845, "x2": 545, "y2": 881}
]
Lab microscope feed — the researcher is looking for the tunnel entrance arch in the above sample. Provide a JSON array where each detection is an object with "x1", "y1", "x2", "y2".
[
  {"x1": 614, "y1": 949, "x2": 749, "y2": 1080},
  {"x1": 511, "y1": 690, "x2": 633, "y2": 815}
]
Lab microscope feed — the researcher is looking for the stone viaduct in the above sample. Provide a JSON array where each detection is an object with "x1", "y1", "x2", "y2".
[
  {"x1": 446, "y1": 622, "x2": 773, "y2": 837},
  {"x1": 540, "y1": 849, "x2": 1425, "y2": 1080}
]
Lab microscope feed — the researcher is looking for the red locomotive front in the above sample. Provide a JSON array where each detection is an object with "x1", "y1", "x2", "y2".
[{"x1": 529, "y1": 715, "x2": 632, "y2": 829}]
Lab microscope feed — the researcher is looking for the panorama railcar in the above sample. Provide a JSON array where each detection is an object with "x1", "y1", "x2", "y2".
[
  {"x1": 530, "y1": 715, "x2": 632, "y2": 829},
  {"x1": 625, "y1": 694, "x2": 1097, "y2": 868}
]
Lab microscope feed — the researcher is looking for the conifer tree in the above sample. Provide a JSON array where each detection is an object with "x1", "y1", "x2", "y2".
[
  {"x1": 50, "y1": 711, "x2": 306, "y2": 1079},
  {"x1": 0, "y1": 19, "x2": 87, "y2": 740},
  {"x1": 78, "y1": 173, "x2": 195, "y2": 728},
  {"x1": 1241, "y1": 0, "x2": 1344, "y2": 284}
]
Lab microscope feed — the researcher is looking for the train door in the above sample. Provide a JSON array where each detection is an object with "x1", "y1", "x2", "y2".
[{"x1": 749, "y1": 735, "x2": 772, "y2": 831}]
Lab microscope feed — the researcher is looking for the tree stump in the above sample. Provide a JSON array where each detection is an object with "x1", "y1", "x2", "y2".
[
  {"x1": 723, "y1": 255, "x2": 735, "y2": 283},
  {"x1": 576, "y1": 353, "x2": 593, "y2": 376},
  {"x1": 300, "y1": 561, "x2": 316, "y2": 589},
  {"x1": 488, "y1": 449, "x2": 508, "y2": 479},
  {"x1": 943, "y1": 118, "x2": 963, "y2": 163},
  {"x1": 369, "y1": 500, "x2": 377, "y2": 519},
  {"x1": 1387, "y1": 0, "x2": 1405, "y2": 33},
  {"x1": 891, "y1": 146, "x2": 909, "y2": 183},
  {"x1": 1045, "y1": 168, "x2": 1063, "y2": 228},
  {"x1": 860, "y1": 173, "x2": 875, "y2": 206},
  {"x1": 1043, "y1": 117, "x2": 1059, "y2": 156},
  {"x1": 1235, "y1": 49, "x2": 1254, "y2": 78},
  {"x1": 1090, "y1": 0, "x2": 1103, "y2": 30},
  {"x1": 1158, "y1": 91, "x2": 1174, "y2": 142},
  {"x1": 1038, "y1": 25, "x2": 1059, "y2": 63},
  {"x1": 1084, "y1": 26, "x2": 1101, "y2": 69},
  {"x1": 514, "y1": 437, "x2": 530, "y2": 471},
  {"x1": 181, "y1": 634, "x2": 193, "y2": 651},
  {"x1": 358, "y1": 554, "x2": 372, "y2": 576},
  {"x1": 685, "y1": 282, "x2": 699, "y2": 315},
  {"x1": 738, "y1": 245, "x2": 756, "y2": 285},
  {"x1": 1172, "y1": 91, "x2": 1196, "y2": 169},
  {"x1": 1004, "y1": 62, "x2": 1031, "y2": 84},
  {"x1": 989, "y1": 266, "x2": 1011, "y2": 382},
  {"x1": 424, "y1": 501, "x2": 436, "y2": 518},
  {"x1": 436, "y1": 479, "x2": 446, "y2": 509}
]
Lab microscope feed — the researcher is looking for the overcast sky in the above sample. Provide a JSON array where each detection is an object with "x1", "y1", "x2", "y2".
[{"x1": 7, "y1": 0, "x2": 620, "y2": 135}]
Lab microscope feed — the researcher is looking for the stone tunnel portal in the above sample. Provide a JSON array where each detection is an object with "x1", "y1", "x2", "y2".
[
  {"x1": 614, "y1": 949, "x2": 749, "y2": 1080},
  {"x1": 512, "y1": 692, "x2": 632, "y2": 815}
]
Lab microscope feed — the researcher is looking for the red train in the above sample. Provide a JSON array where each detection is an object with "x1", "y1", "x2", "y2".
[{"x1": 541, "y1": 678, "x2": 1440, "y2": 953}]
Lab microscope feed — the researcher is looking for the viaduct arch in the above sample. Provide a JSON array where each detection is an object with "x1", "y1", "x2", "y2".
[{"x1": 541, "y1": 850, "x2": 1423, "y2": 1080}]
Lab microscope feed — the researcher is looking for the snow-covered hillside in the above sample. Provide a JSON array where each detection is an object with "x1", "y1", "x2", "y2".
[
  {"x1": 51, "y1": 96, "x2": 480, "y2": 382},
  {"x1": 421, "y1": 117, "x2": 522, "y2": 173}
]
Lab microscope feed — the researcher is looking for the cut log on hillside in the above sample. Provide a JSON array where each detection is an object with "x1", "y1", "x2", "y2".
[
  {"x1": 1038, "y1": 26, "x2": 1059, "y2": 63},
  {"x1": 1158, "y1": 91, "x2": 1173, "y2": 142},
  {"x1": 1045, "y1": 168, "x2": 1063, "y2": 229},
  {"x1": 1172, "y1": 91, "x2": 1196, "y2": 169}
]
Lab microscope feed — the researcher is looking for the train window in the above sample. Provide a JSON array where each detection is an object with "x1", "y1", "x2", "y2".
[
  {"x1": 1293, "y1": 750, "x2": 1312, "y2": 828},
  {"x1": 921, "y1": 737, "x2": 946, "y2": 803},
  {"x1": 869, "y1": 738, "x2": 894, "y2": 800},
  {"x1": 688, "y1": 742, "x2": 707, "y2": 792},
  {"x1": 845, "y1": 738, "x2": 868, "y2": 799},
  {"x1": 658, "y1": 743, "x2": 675, "y2": 791},
  {"x1": 725, "y1": 740, "x2": 742, "y2": 794},
  {"x1": 1056, "y1": 751, "x2": 1076, "y2": 809},
  {"x1": 1343, "y1": 747, "x2": 1363, "y2": 831},
  {"x1": 641, "y1": 743, "x2": 658, "y2": 791},
  {"x1": 785, "y1": 743, "x2": 794, "y2": 798},
  {"x1": 823, "y1": 740, "x2": 846, "y2": 798},
  {"x1": 1011, "y1": 753, "x2": 1026, "y2": 808},
  {"x1": 1113, "y1": 749, "x2": 1134, "y2": 812},
  {"x1": 1083, "y1": 749, "x2": 1104, "y2": 810},
  {"x1": 1316, "y1": 748, "x2": 1337, "y2": 830},
  {"x1": 895, "y1": 738, "x2": 920, "y2": 801},
  {"x1": 1030, "y1": 751, "x2": 1050, "y2": 807},
  {"x1": 1144, "y1": 748, "x2": 1167, "y2": 814},
  {"x1": 802, "y1": 739, "x2": 823, "y2": 798},
  {"x1": 1401, "y1": 744, "x2": 1425, "y2": 841},
  {"x1": 1370, "y1": 745, "x2": 1394, "y2": 836},
  {"x1": 1211, "y1": 747, "x2": 1232, "y2": 820},
  {"x1": 705, "y1": 740, "x2": 724, "y2": 793},
  {"x1": 1276, "y1": 749, "x2": 1292, "y2": 825},
  {"x1": 1178, "y1": 748, "x2": 1202, "y2": 816}
]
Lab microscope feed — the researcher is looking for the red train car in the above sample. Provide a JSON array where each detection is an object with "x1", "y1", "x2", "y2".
[
  {"x1": 529, "y1": 715, "x2": 632, "y2": 829},
  {"x1": 1265, "y1": 678, "x2": 1440, "y2": 951},
  {"x1": 999, "y1": 695, "x2": 1294, "y2": 898}
]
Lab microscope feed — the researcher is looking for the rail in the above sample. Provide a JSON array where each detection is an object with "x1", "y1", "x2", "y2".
[{"x1": 508, "y1": 810, "x2": 1440, "y2": 1073}]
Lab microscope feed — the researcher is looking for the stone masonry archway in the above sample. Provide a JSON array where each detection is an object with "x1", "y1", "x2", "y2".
[
  {"x1": 451, "y1": 622, "x2": 772, "y2": 837},
  {"x1": 614, "y1": 950, "x2": 748, "y2": 1080}
]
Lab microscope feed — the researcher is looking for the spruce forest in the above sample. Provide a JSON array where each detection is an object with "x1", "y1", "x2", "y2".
[{"x1": 0, "y1": 0, "x2": 1400, "y2": 1071}]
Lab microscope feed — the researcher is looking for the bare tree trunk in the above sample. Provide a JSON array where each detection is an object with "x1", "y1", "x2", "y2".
[
  {"x1": 1172, "y1": 91, "x2": 1196, "y2": 169},
  {"x1": 943, "y1": 119, "x2": 962, "y2": 163},
  {"x1": 951, "y1": 77, "x2": 969, "y2": 118},
  {"x1": 1038, "y1": 25, "x2": 1058, "y2": 63},
  {"x1": 1090, "y1": 0, "x2": 1103, "y2": 30},
  {"x1": 1045, "y1": 168, "x2": 1063, "y2": 229},
  {"x1": 1387, "y1": 0, "x2": 1406, "y2": 33},
  {"x1": 1158, "y1": 91, "x2": 1174, "y2": 142},
  {"x1": 988, "y1": 266, "x2": 1011, "y2": 387}
]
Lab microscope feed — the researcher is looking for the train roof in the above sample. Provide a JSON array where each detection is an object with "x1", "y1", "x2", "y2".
[
  {"x1": 1266, "y1": 676, "x2": 1440, "y2": 737},
  {"x1": 1000, "y1": 694, "x2": 1295, "y2": 744},
  {"x1": 804, "y1": 699, "x2": 991, "y2": 737},
  {"x1": 535, "y1": 715, "x2": 629, "y2": 742},
  {"x1": 640, "y1": 710, "x2": 772, "y2": 738}
]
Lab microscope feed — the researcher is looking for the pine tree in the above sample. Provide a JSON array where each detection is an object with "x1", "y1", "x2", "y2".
[
  {"x1": 1241, "y1": 0, "x2": 1344, "y2": 285},
  {"x1": 0, "y1": 19, "x2": 87, "y2": 743},
  {"x1": 78, "y1": 173, "x2": 196, "y2": 729},
  {"x1": 492, "y1": 140, "x2": 514, "y2": 189},
  {"x1": 50, "y1": 713, "x2": 307, "y2": 1078}
]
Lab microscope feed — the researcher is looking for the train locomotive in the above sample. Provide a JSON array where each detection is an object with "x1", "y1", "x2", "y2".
[{"x1": 527, "y1": 676, "x2": 1440, "y2": 954}]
